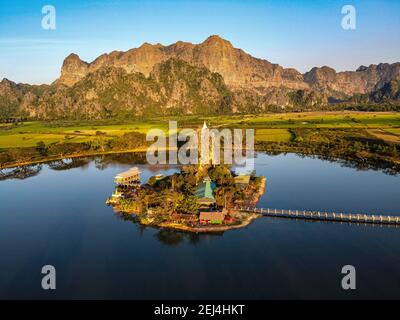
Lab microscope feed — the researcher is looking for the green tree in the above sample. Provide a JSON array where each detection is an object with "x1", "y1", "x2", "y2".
[
  {"x1": 36, "y1": 141, "x2": 47, "y2": 156},
  {"x1": 177, "y1": 196, "x2": 200, "y2": 215}
]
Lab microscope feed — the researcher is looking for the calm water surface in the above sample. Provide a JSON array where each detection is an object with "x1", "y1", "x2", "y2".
[{"x1": 0, "y1": 153, "x2": 400, "y2": 299}]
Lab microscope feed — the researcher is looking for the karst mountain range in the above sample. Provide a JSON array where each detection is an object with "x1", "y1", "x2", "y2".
[{"x1": 1, "y1": 35, "x2": 399, "y2": 119}]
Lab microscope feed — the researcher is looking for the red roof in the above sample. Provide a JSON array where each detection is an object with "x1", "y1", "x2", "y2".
[{"x1": 199, "y1": 211, "x2": 225, "y2": 221}]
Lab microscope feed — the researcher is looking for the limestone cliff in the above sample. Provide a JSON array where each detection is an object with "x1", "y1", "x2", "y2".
[{"x1": 1, "y1": 35, "x2": 399, "y2": 119}]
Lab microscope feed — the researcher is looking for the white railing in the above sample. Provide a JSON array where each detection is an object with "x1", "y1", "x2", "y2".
[{"x1": 236, "y1": 207, "x2": 400, "y2": 225}]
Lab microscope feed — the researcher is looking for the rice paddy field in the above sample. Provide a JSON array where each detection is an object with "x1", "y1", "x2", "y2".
[
  {"x1": 0, "y1": 111, "x2": 399, "y2": 149},
  {"x1": 0, "y1": 121, "x2": 168, "y2": 148},
  {"x1": 203, "y1": 111, "x2": 400, "y2": 129}
]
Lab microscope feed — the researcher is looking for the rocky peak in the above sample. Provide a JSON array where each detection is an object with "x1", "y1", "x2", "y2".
[
  {"x1": 356, "y1": 65, "x2": 368, "y2": 72},
  {"x1": 0, "y1": 78, "x2": 15, "y2": 88},
  {"x1": 201, "y1": 35, "x2": 233, "y2": 48},
  {"x1": 304, "y1": 66, "x2": 337, "y2": 84},
  {"x1": 305, "y1": 63, "x2": 400, "y2": 97},
  {"x1": 59, "y1": 53, "x2": 89, "y2": 86},
  {"x1": 62, "y1": 53, "x2": 88, "y2": 69},
  {"x1": 0, "y1": 78, "x2": 22, "y2": 104}
]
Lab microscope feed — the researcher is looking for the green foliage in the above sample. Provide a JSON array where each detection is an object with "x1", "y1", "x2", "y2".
[
  {"x1": 208, "y1": 165, "x2": 233, "y2": 186},
  {"x1": 35, "y1": 141, "x2": 47, "y2": 156},
  {"x1": 147, "y1": 176, "x2": 158, "y2": 186},
  {"x1": 0, "y1": 96, "x2": 19, "y2": 118},
  {"x1": 109, "y1": 131, "x2": 147, "y2": 150},
  {"x1": 288, "y1": 90, "x2": 326, "y2": 109},
  {"x1": 177, "y1": 196, "x2": 200, "y2": 215}
]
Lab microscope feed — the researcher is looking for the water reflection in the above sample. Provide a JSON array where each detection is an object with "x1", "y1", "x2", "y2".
[
  {"x1": 94, "y1": 153, "x2": 148, "y2": 170},
  {"x1": 48, "y1": 158, "x2": 91, "y2": 171},
  {"x1": 0, "y1": 150, "x2": 398, "y2": 182},
  {"x1": 116, "y1": 211, "x2": 222, "y2": 245},
  {"x1": 263, "y1": 151, "x2": 399, "y2": 176},
  {"x1": 1, "y1": 152, "x2": 400, "y2": 299},
  {"x1": 155, "y1": 229, "x2": 224, "y2": 246},
  {"x1": 265, "y1": 216, "x2": 400, "y2": 229},
  {"x1": 0, "y1": 165, "x2": 42, "y2": 181}
]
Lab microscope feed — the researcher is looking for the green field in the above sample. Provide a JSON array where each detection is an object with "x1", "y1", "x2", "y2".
[
  {"x1": 0, "y1": 111, "x2": 399, "y2": 149},
  {"x1": 0, "y1": 121, "x2": 168, "y2": 148},
  {"x1": 202, "y1": 112, "x2": 400, "y2": 129},
  {"x1": 0, "y1": 133, "x2": 93, "y2": 148},
  {"x1": 254, "y1": 129, "x2": 292, "y2": 142}
]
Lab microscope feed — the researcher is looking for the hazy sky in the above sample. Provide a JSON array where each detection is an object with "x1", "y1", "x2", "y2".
[{"x1": 0, "y1": 0, "x2": 399, "y2": 84}]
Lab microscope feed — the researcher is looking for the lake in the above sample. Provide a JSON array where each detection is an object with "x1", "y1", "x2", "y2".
[{"x1": 0, "y1": 152, "x2": 400, "y2": 299}]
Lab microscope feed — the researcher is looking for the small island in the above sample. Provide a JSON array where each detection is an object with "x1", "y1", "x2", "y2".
[{"x1": 106, "y1": 163, "x2": 266, "y2": 232}]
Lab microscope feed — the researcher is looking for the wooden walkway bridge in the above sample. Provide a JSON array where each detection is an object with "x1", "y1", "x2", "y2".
[{"x1": 238, "y1": 207, "x2": 400, "y2": 226}]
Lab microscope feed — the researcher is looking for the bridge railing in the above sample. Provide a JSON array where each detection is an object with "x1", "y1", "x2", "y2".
[{"x1": 235, "y1": 206, "x2": 400, "y2": 225}]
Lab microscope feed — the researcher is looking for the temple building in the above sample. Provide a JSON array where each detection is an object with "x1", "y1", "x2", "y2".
[
  {"x1": 199, "y1": 211, "x2": 225, "y2": 225},
  {"x1": 195, "y1": 176, "x2": 216, "y2": 207}
]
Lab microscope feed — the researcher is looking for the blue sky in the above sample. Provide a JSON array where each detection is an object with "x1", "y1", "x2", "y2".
[{"x1": 0, "y1": 0, "x2": 399, "y2": 84}]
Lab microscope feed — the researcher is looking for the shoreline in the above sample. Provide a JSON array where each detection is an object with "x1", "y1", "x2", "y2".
[
  {"x1": 137, "y1": 212, "x2": 261, "y2": 233},
  {"x1": 1, "y1": 146, "x2": 399, "y2": 172},
  {"x1": 0, "y1": 148, "x2": 149, "y2": 170}
]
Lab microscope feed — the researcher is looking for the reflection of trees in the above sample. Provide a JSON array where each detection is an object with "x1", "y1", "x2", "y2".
[
  {"x1": 188, "y1": 233, "x2": 202, "y2": 245},
  {"x1": 115, "y1": 211, "x2": 147, "y2": 235},
  {"x1": 94, "y1": 153, "x2": 148, "y2": 170},
  {"x1": 262, "y1": 151, "x2": 399, "y2": 176},
  {"x1": 115, "y1": 211, "x2": 137, "y2": 223},
  {"x1": 94, "y1": 157, "x2": 109, "y2": 170},
  {"x1": 155, "y1": 229, "x2": 223, "y2": 246},
  {"x1": 48, "y1": 158, "x2": 90, "y2": 171},
  {"x1": 316, "y1": 155, "x2": 399, "y2": 176},
  {"x1": 112, "y1": 208, "x2": 225, "y2": 245},
  {"x1": 0, "y1": 165, "x2": 42, "y2": 181},
  {"x1": 155, "y1": 229, "x2": 185, "y2": 246}
]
